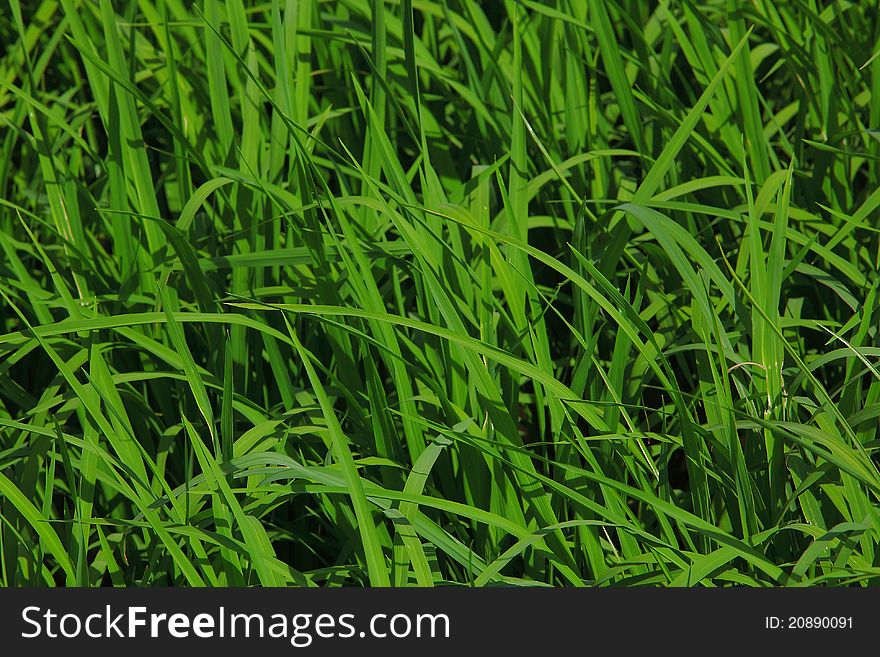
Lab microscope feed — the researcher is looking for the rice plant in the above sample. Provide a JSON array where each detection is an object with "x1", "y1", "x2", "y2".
[{"x1": 1, "y1": 0, "x2": 879, "y2": 587}]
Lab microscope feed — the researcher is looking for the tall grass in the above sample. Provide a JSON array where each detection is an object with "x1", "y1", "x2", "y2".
[{"x1": 1, "y1": 0, "x2": 879, "y2": 587}]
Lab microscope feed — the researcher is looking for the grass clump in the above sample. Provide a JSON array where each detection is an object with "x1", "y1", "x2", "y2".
[{"x1": 1, "y1": 0, "x2": 879, "y2": 587}]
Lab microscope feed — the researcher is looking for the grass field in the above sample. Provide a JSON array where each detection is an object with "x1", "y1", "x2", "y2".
[{"x1": 1, "y1": 0, "x2": 880, "y2": 587}]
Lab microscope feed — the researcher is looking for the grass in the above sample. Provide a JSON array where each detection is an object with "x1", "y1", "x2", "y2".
[{"x1": 1, "y1": 0, "x2": 879, "y2": 587}]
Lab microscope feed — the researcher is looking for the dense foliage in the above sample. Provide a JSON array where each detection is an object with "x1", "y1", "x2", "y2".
[{"x1": 2, "y1": 0, "x2": 880, "y2": 586}]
